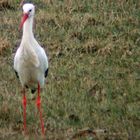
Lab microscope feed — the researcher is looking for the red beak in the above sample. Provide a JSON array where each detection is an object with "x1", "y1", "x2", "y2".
[{"x1": 19, "y1": 13, "x2": 28, "y2": 30}]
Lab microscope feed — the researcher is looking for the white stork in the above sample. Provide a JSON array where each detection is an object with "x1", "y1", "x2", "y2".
[{"x1": 14, "y1": 3, "x2": 48, "y2": 135}]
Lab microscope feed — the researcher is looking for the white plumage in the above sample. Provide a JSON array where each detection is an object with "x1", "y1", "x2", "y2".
[{"x1": 14, "y1": 3, "x2": 48, "y2": 91}]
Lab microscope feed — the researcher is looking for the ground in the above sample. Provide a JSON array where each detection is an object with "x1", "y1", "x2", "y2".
[{"x1": 0, "y1": 0, "x2": 140, "y2": 139}]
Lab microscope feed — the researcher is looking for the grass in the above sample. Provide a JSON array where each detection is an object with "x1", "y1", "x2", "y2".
[{"x1": 0, "y1": 0, "x2": 140, "y2": 139}]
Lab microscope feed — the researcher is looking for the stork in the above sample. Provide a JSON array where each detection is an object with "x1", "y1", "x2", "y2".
[{"x1": 14, "y1": 3, "x2": 48, "y2": 135}]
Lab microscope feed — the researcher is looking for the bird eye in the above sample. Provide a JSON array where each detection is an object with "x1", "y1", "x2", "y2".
[{"x1": 29, "y1": 9, "x2": 32, "y2": 12}]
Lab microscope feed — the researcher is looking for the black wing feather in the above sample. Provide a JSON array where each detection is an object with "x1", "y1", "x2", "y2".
[
  {"x1": 14, "y1": 70, "x2": 19, "y2": 79},
  {"x1": 45, "y1": 68, "x2": 49, "y2": 78}
]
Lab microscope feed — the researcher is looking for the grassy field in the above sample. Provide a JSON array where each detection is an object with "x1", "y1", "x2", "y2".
[{"x1": 0, "y1": 0, "x2": 140, "y2": 139}]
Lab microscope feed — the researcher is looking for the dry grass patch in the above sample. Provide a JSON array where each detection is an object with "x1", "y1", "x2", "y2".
[
  {"x1": 0, "y1": 0, "x2": 13, "y2": 10},
  {"x1": 97, "y1": 43, "x2": 113, "y2": 56},
  {"x1": 0, "y1": 38, "x2": 11, "y2": 55}
]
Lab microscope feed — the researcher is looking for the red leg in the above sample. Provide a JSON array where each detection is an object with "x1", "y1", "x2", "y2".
[
  {"x1": 22, "y1": 88, "x2": 27, "y2": 134},
  {"x1": 36, "y1": 82, "x2": 45, "y2": 135}
]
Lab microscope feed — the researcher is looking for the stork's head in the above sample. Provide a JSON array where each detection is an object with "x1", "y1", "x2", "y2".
[{"x1": 19, "y1": 3, "x2": 35, "y2": 30}]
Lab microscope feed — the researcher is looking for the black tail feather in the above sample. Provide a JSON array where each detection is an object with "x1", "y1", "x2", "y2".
[{"x1": 31, "y1": 89, "x2": 36, "y2": 94}]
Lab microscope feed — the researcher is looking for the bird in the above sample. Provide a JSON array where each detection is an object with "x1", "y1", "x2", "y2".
[{"x1": 14, "y1": 3, "x2": 48, "y2": 135}]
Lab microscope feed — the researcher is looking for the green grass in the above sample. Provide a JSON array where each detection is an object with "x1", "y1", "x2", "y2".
[{"x1": 0, "y1": 0, "x2": 140, "y2": 139}]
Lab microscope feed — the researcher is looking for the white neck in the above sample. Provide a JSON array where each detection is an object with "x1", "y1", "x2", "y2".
[
  {"x1": 20, "y1": 16, "x2": 40, "y2": 67},
  {"x1": 22, "y1": 16, "x2": 34, "y2": 41}
]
